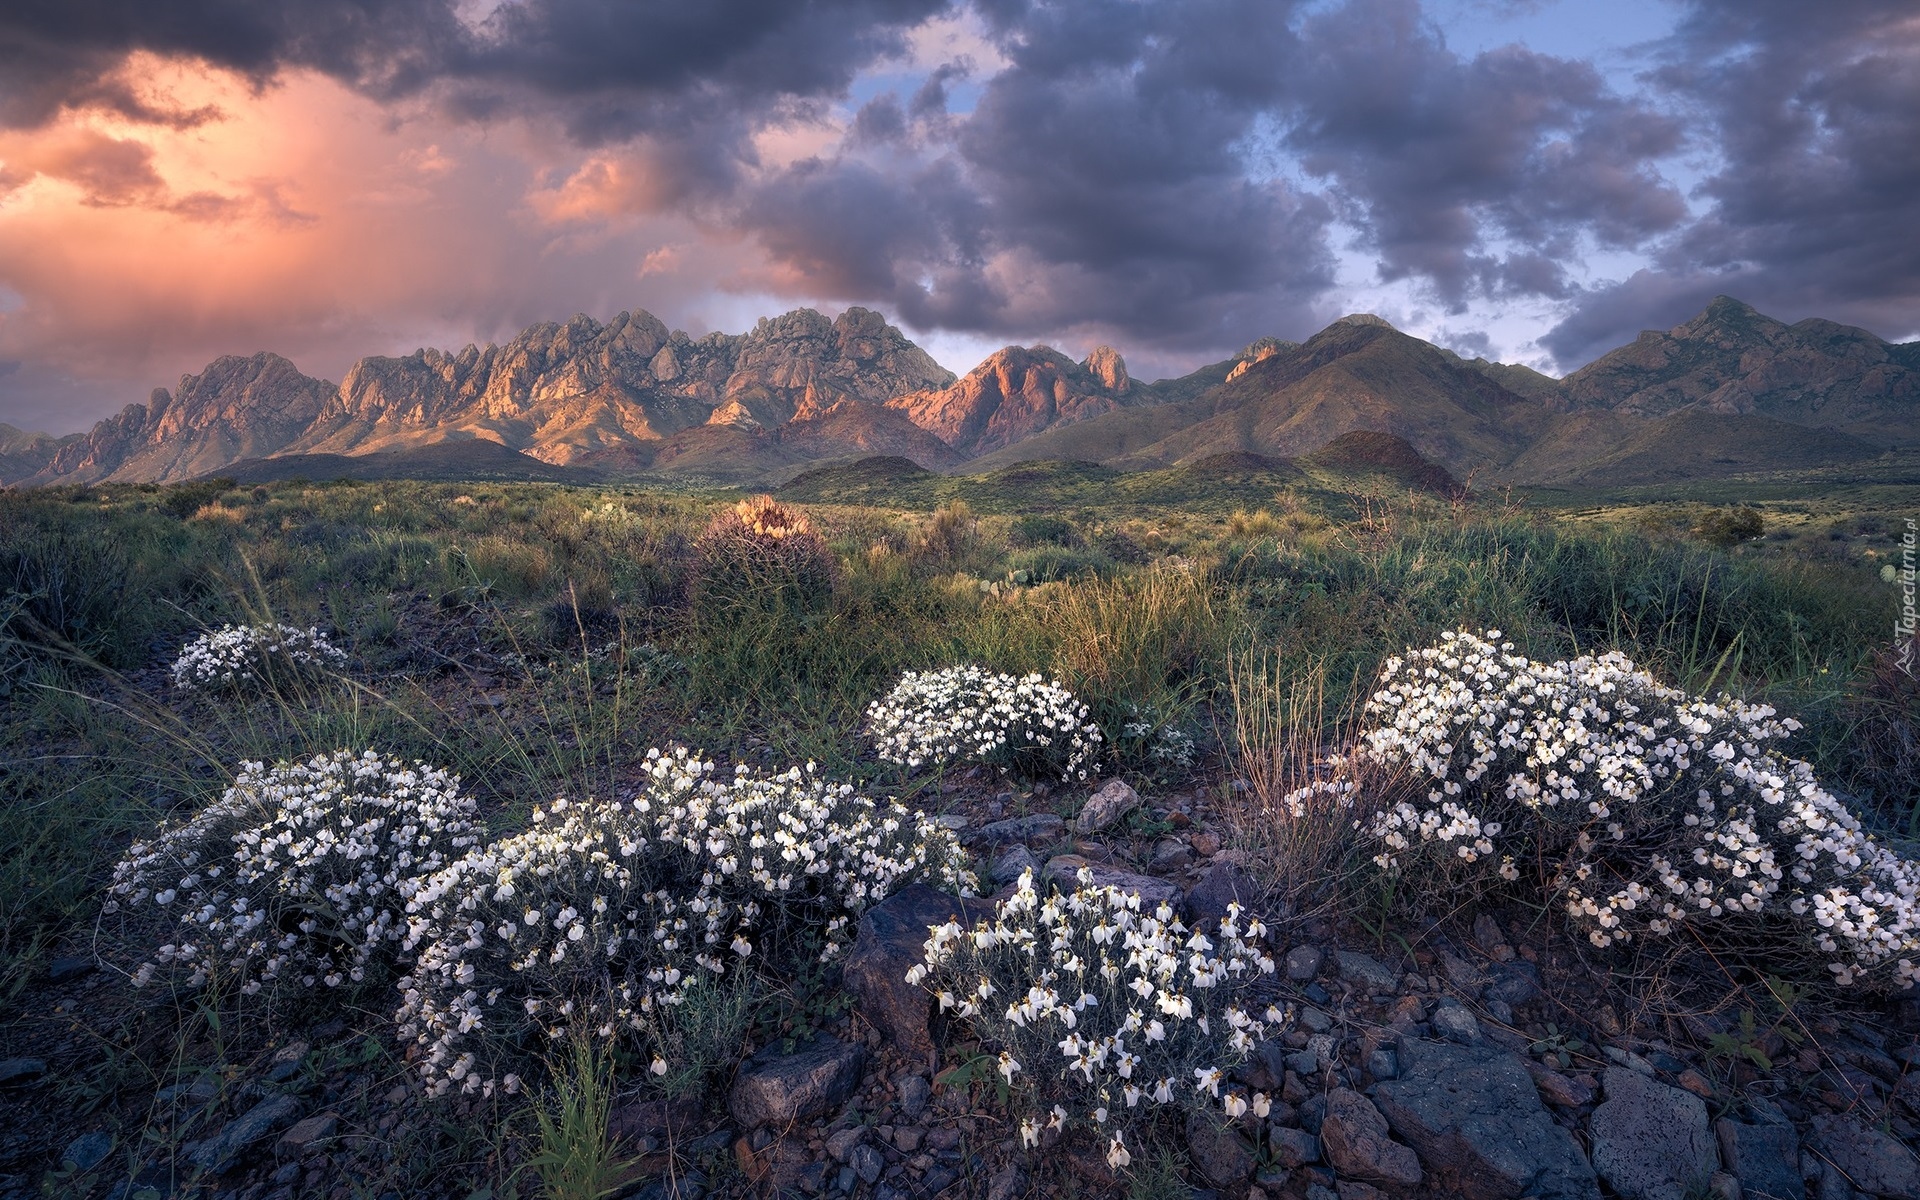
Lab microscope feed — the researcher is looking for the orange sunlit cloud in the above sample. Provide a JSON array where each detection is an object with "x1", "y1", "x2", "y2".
[{"x1": 0, "y1": 55, "x2": 746, "y2": 429}]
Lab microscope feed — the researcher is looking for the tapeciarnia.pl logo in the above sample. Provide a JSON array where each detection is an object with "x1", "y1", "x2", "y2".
[{"x1": 1898, "y1": 517, "x2": 1917, "y2": 678}]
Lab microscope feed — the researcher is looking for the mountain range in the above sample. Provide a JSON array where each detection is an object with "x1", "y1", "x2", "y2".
[{"x1": 3, "y1": 295, "x2": 1915, "y2": 490}]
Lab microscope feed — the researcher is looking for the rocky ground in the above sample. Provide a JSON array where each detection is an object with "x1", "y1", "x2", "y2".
[{"x1": 3, "y1": 774, "x2": 1918, "y2": 1200}]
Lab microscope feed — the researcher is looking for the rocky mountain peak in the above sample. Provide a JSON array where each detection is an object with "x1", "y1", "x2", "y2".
[
  {"x1": 29, "y1": 352, "x2": 337, "y2": 485},
  {"x1": 1667, "y1": 294, "x2": 1789, "y2": 350},
  {"x1": 1225, "y1": 337, "x2": 1293, "y2": 383},
  {"x1": 885, "y1": 342, "x2": 1143, "y2": 458},
  {"x1": 1082, "y1": 346, "x2": 1130, "y2": 394},
  {"x1": 1560, "y1": 296, "x2": 1918, "y2": 432},
  {"x1": 1331, "y1": 313, "x2": 1397, "y2": 331}
]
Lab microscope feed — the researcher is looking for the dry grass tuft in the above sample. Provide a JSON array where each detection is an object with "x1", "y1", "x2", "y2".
[{"x1": 1221, "y1": 649, "x2": 1399, "y2": 910}]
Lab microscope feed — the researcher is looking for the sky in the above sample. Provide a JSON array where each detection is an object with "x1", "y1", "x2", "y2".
[{"x1": 1, "y1": 0, "x2": 1916, "y2": 436}]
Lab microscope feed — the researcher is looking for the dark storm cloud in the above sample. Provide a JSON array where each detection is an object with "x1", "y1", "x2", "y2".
[
  {"x1": 0, "y1": 1, "x2": 460, "y2": 127},
  {"x1": 11, "y1": 0, "x2": 1913, "y2": 375},
  {"x1": 0, "y1": 0, "x2": 945, "y2": 144},
  {"x1": 1283, "y1": 0, "x2": 1686, "y2": 309},
  {"x1": 1542, "y1": 0, "x2": 1920, "y2": 365},
  {"x1": 736, "y1": 0, "x2": 1336, "y2": 356}
]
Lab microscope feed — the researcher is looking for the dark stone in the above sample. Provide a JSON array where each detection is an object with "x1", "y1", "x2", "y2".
[
  {"x1": 1334, "y1": 950, "x2": 1400, "y2": 993},
  {"x1": 623, "y1": 1169, "x2": 708, "y2": 1200},
  {"x1": 1373, "y1": 1036, "x2": 1599, "y2": 1200},
  {"x1": 63, "y1": 1132, "x2": 114, "y2": 1172},
  {"x1": 1524, "y1": 1063, "x2": 1593, "y2": 1108},
  {"x1": 273, "y1": 1113, "x2": 338, "y2": 1160},
  {"x1": 263, "y1": 1041, "x2": 309, "y2": 1084},
  {"x1": 1042, "y1": 855, "x2": 1181, "y2": 906},
  {"x1": 989, "y1": 844, "x2": 1039, "y2": 886},
  {"x1": 186, "y1": 1094, "x2": 304, "y2": 1174},
  {"x1": 796, "y1": 1161, "x2": 830, "y2": 1193},
  {"x1": 47, "y1": 956, "x2": 97, "y2": 984},
  {"x1": 1715, "y1": 1119, "x2": 1804, "y2": 1200},
  {"x1": 1286, "y1": 945, "x2": 1325, "y2": 981},
  {"x1": 985, "y1": 1163, "x2": 1024, "y2": 1200},
  {"x1": 967, "y1": 814, "x2": 1064, "y2": 848},
  {"x1": 1589, "y1": 1069, "x2": 1717, "y2": 1200},
  {"x1": 841, "y1": 884, "x2": 995, "y2": 1062},
  {"x1": 1321, "y1": 1089, "x2": 1422, "y2": 1188},
  {"x1": 0, "y1": 1057, "x2": 46, "y2": 1088},
  {"x1": 610, "y1": 1095, "x2": 703, "y2": 1144},
  {"x1": 895, "y1": 1073, "x2": 931, "y2": 1121},
  {"x1": 1271, "y1": 1126, "x2": 1322, "y2": 1168},
  {"x1": 1184, "y1": 860, "x2": 1256, "y2": 931},
  {"x1": 1483, "y1": 962, "x2": 1541, "y2": 1008},
  {"x1": 1186, "y1": 1111, "x2": 1256, "y2": 1188},
  {"x1": 1808, "y1": 1114, "x2": 1920, "y2": 1199},
  {"x1": 849, "y1": 1143, "x2": 884, "y2": 1185},
  {"x1": 727, "y1": 1036, "x2": 866, "y2": 1130}
]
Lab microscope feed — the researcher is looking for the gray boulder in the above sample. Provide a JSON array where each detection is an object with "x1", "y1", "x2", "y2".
[
  {"x1": 840, "y1": 884, "x2": 994, "y2": 1061},
  {"x1": 1373, "y1": 1036, "x2": 1599, "y2": 1200},
  {"x1": 1809, "y1": 1114, "x2": 1920, "y2": 1199},
  {"x1": 1321, "y1": 1088, "x2": 1422, "y2": 1188},
  {"x1": 1075, "y1": 778, "x2": 1142, "y2": 834},
  {"x1": 1041, "y1": 855, "x2": 1180, "y2": 906},
  {"x1": 1590, "y1": 1068, "x2": 1718, "y2": 1200},
  {"x1": 1715, "y1": 1119, "x2": 1804, "y2": 1200},
  {"x1": 969, "y1": 813, "x2": 1064, "y2": 848},
  {"x1": 727, "y1": 1036, "x2": 865, "y2": 1130}
]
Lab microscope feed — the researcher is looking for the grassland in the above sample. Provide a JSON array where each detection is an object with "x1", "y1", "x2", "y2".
[{"x1": 0, "y1": 461, "x2": 1914, "y2": 1197}]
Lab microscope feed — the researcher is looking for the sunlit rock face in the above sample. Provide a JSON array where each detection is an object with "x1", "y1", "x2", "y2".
[
  {"x1": 33, "y1": 353, "x2": 336, "y2": 484},
  {"x1": 29, "y1": 306, "x2": 955, "y2": 482},
  {"x1": 886, "y1": 344, "x2": 1141, "y2": 458}
]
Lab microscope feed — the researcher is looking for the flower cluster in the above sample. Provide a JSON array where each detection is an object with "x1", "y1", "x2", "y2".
[
  {"x1": 105, "y1": 751, "x2": 481, "y2": 998},
  {"x1": 1360, "y1": 630, "x2": 1920, "y2": 988},
  {"x1": 169, "y1": 623, "x2": 348, "y2": 692},
  {"x1": 1114, "y1": 703, "x2": 1199, "y2": 772},
  {"x1": 396, "y1": 748, "x2": 974, "y2": 1097},
  {"x1": 868, "y1": 665, "x2": 1103, "y2": 781},
  {"x1": 914, "y1": 868, "x2": 1286, "y2": 1169}
]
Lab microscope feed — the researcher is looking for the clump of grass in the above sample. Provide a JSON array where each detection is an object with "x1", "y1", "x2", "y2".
[
  {"x1": 1221, "y1": 649, "x2": 1386, "y2": 909},
  {"x1": 914, "y1": 498, "x2": 987, "y2": 568},
  {"x1": 966, "y1": 560, "x2": 1232, "y2": 754},
  {"x1": 526, "y1": 1039, "x2": 633, "y2": 1200}
]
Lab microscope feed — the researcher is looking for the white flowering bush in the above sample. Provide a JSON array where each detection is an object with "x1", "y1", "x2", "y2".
[
  {"x1": 170, "y1": 623, "x2": 348, "y2": 692},
  {"x1": 396, "y1": 748, "x2": 974, "y2": 1098},
  {"x1": 868, "y1": 665, "x2": 1103, "y2": 781},
  {"x1": 913, "y1": 868, "x2": 1287, "y2": 1171},
  {"x1": 105, "y1": 750, "x2": 481, "y2": 998},
  {"x1": 1361, "y1": 630, "x2": 1920, "y2": 989},
  {"x1": 1113, "y1": 703, "x2": 1199, "y2": 772}
]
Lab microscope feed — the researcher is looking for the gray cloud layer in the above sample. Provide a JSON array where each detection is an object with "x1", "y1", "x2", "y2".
[
  {"x1": 3, "y1": 0, "x2": 1915, "y2": 376},
  {"x1": 1541, "y1": 0, "x2": 1920, "y2": 362}
]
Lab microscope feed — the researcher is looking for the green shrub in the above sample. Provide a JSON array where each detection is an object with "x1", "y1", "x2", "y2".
[
  {"x1": 1010, "y1": 513, "x2": 1084, "y2": 549},
  {"x1": 158, "y1": 477, "x2": 236, "y2": 519}
]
